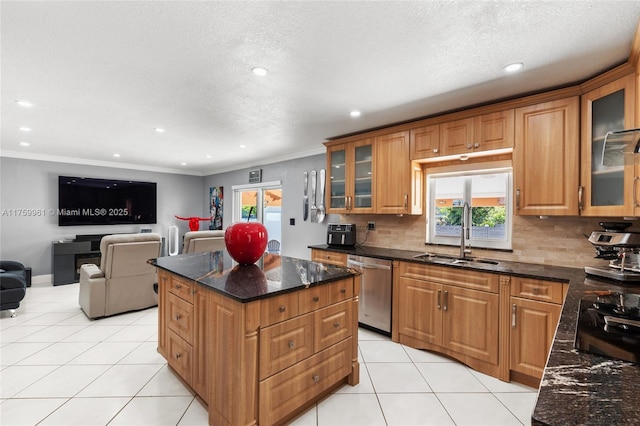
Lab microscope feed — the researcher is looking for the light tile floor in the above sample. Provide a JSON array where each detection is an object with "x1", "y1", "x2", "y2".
[{"x1": 1, "y1": 283, "x2": 537, "y2": 425}]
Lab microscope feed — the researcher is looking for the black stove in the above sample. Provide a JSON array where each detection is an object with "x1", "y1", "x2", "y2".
[{"x1": 574, "y1": 292, "x2": 640, "y2": 364}]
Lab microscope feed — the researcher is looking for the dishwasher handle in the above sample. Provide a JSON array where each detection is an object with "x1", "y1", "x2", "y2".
[{"x1": 347, "y1": 259, "x2": 391, "y2": 270}]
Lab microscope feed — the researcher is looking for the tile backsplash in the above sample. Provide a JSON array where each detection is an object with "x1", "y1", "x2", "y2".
[{"x1": 339, "y1": 214, "x2": 631, "y2": 269}]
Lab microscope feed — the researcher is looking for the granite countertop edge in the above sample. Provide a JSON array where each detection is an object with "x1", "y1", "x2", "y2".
[{"x1": 310, "y1": 244, "x2": 640, "y2": 426}]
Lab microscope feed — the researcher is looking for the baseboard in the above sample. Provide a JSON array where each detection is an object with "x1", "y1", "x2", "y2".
[{"x1": 31, "y1": 274, "x2": 53, "y2": 287}]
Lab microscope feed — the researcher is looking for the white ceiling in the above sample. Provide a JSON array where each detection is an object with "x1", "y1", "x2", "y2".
[{"x1": 2, "y1": 1, "x2": 640, "y2": 176}]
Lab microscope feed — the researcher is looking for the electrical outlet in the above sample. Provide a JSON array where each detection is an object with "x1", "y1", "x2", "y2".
[{"x1": 367, "y1": 221, "x2": 375, "y2": 230}]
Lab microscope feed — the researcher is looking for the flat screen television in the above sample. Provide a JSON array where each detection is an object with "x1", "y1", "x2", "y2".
[{"x1": 58, "y1": 176, "x2": 157, "y2": 226}]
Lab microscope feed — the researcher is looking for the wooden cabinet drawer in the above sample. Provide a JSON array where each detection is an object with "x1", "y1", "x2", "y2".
[
  {"x1": 167, "y1": 292, "x2": 194, "y2": 344},
  {"x1": 168, "y1": 275, "x2": 194, "y2": 303},
  {"x1": 167, "y1": 329, "x2": 192, "y2": 384},
  {"x1": 399, "y1": 261, "x2": 499, "y2": 293},
  {"x1": 261, "y1": 292, "x2": 300, "y2": 326},
  {"x1": 259, "y1": 338, "x2": 352, "y2": 426},
  {"x1": 327, "y1": 278, "x2": 353, "y2": 304},
  {"x1": 259, "y1": 313, "x2": 314, "y2": 380},
  {"x1": 314, "y1": 300, "x2": 352, "y2": 353},
  {"x1": 311, "y1": 250, "x2": 347, "y2": 267},
  {"x1": 510, "y1": 276, "x2": 566, "y2": 304},
  {"x1": 299, "y1": 285, "x2": 330, "y2": 315}
]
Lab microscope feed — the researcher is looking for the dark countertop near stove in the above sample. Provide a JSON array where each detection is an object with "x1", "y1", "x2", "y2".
[
  {"x1": 310, "y1": 244, "x2": 640, "y2": 425},
  {"x1": 151, "y1": 250, "x2": 357, "y2": 303}
]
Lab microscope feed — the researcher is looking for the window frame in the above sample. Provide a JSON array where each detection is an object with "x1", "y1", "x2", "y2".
[{"x1": 426, "y1": 166, "x2": 513, "y2": 251}]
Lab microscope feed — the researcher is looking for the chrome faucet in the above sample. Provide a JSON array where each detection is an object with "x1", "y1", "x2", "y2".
[{"x1": 460, "y1": 202, "x2": 472, "y2": 259}]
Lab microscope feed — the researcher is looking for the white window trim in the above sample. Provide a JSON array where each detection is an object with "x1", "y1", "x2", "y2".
[
  {"x1": 426, "y1": 166, "x2": 513, "y2": 251},
  {"x1": 231, "y1": 181, "x2": 281, "y2": 223}
]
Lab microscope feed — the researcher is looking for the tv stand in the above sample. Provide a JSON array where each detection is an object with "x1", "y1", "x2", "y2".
[{"x1": 52, "y1": 234, "x2": 108, "y2": 285}]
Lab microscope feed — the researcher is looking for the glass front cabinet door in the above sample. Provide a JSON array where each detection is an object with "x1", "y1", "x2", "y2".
[
  {"x1": 580, "y1": 74, "x2": 637, "y2": 216},
  {"x1": 326, "y1": 138, "x2": 375, "y2": 214}
]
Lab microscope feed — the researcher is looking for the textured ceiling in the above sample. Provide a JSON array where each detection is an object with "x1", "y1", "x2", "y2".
[{"x1": 2, "y1": 1, "x2": 640, "y2": 176}]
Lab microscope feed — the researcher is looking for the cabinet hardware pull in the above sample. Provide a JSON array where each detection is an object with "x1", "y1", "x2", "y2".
[
  {"x1": 516, "y1": 189, "x2": 521, "y2": 210},
  {"x1": 175, "y1": 284, "x2": 181, "y2": 290},
  {"x1": 191, "y1": 289, "x2": 196, "y2": 295},
  {"x1": 288, "y1": 341, "x2": 295, "y2": 349},
  {"x1": 512, "y1": 304, "x2": 517, "y2": 328},
  {"x1": 333, "y1": 322, "x2": 340, "y2": 328},
  {"x1": 404, "y1": 193, "x2": 408, "y2": 210},
  {"x1": 578, "y1": 186, "x2": 584, "y2": 210},
  {"x1": 467, "y1": 144, "x2": 473, "y2": 149},
  {"x1": 313, "y1": 296, "x2": 319, "y2": 303},
  {"x1": 474, "y1": 143, "x2": 479, "y2": 148},
  {"x1": 437, "y1": 289, "x2": 442, "y2": 310},
  {"x1": 175, "y1": 353, "x2": 181, "y2": 359},
  {"x1": 433, "y1": 148, "x2": 439, "y2": 153},
  {"x1": 443, "y1": 290, "x2": 448, "y2": 311},
  {"x1": 278, "y1": 306, "x2": 286, "y2": 313},
  {"x1": 532, "y1": 287, "x2": 540, "y2": 295},
  {"x1": 340, "y1": 288, "x2": 346, "y2": 293},
  {"x1": 175, "y1": 314, "x2": 182, "y2": 321},
  {"x1": 312, "y1": 375, "x2": 320, "y2": 383},
  {"x1": 634, "y1": 177, "x2": 640, "y2": 208}
]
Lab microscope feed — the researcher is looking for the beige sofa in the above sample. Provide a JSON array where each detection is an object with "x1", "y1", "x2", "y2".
[
  {"x1": 182, "y1": 230, "x2": 225, "y2": 254},
  {"x1": 79, "y1": 233, "x2": 162, "y2": 319}
]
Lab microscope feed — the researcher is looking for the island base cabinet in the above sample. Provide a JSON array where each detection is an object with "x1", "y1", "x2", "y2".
[{"x1": 259, "y1": 338, "x2": 353, "y2": 426}]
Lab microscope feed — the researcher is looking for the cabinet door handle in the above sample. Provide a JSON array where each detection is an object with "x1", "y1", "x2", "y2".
[
  {"x1": 433, "y1": 148, "x2": 439, "y2": 154},
  {"x1": 313, "y1": 296, "x2": 320, "y2": 303},
  {"x1": 404, "y1": 193, "x2": 408, "y2": 210},
  {"x1": 437, "y1": 289, "x2": 442, "y2": 310},
  {"x1": 516, "y1": 189, "x2": 521, "y2": 210},
  {"x1": 175, "y1": 284, "x2": 181, "y2": 290},
  {"x1": 288, "y1": 341, "x2": 295, "y2": 349},
  {"x1": 278, "y1": 305, "x2": 286, "y2": 313},
  {"x1": 512, "y1": 304, "x2": 517, "y2": 328},
  {"x1": 474, "y1": 142, "x2": 479, "y2": 149},
  {"x1": 175, "y1": 314, "x2": 182, "y2": 321},
  {"x1": 634, "y1": 177, "x2": 640, "y2": 208},
  {"x1": 443, "y1": 290, "x2": 449, "y2": 311},
  {"x1": 466, "y1": 144, "x2": 473, "y2": 150},
  {"x1": 578, "y1": 186, "x2": 584, "y2": 211},
  {"x1": 340, "y1": 288, "x2": 346, "y2": 294},
  {"x1": 312, "y1": 374, "x2": 320, "y2": 383},
  {"x1": 175, "y1": 352, "x2": 182, "y2": 359},
  {"x1": 333, "y1": 322, "x2": 340, "y2": 329}
]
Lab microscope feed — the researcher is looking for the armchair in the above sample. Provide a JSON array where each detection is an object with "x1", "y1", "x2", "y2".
[
  {"x1": 182, "y1": 230, "x2": 225, "y2": 254},
  {"x1": 79, "y1": 233, "x2": 161, "y2": 319},
  {"x1": 0, "y1": 261, "x2": 28, "y2": 317}
]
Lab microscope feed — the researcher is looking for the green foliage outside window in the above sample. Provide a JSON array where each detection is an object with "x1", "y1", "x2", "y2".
[{"x1": 436, "y1": 206, "x2": 506, "y2": 227}]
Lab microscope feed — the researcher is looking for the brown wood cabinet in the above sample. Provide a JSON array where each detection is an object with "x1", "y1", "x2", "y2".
[
  {"x1": 507, "y1": 276, "x2": 566, "y2": 386},
  {"x1": 410, "y1": 124, "x2": 440, "y2": 160},
  {"x1": 158, "y1": 269, "x2": 359, "y2": 426},
  {"x1": 514, "y1": 97, "x2": 580, "y2": 216},
  {"x1": 393, "y1": 261, "x2": 503, "y2": 379},
  {"x1": 326, "y1": 138, "x2": 375, "y2": 214},
  {"x1": 440, "y1": 110, "x2": 514, "y2": 157},
  {"x1": 580, "y1": 73, "x2": 637, "y2": 217},
  {"x1": 375, "y1": 131, "x2": 422, "y2": 215},
  {"x1": 311, "y1": 249, "x2": 347, "y2": 267}
]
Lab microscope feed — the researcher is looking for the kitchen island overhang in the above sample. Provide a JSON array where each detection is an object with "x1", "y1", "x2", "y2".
[{"x1": 151, "y1": 251, "x2": 361, "y2": 426}]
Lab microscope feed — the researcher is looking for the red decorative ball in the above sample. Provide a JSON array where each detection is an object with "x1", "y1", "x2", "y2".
[{"x1": 224, "y1": 222, "x2": 268, "y2": 264}]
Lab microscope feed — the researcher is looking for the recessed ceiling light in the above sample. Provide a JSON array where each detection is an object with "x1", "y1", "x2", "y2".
[
  {"x1": 504, "y1": 62, "x2": 524, "y2": 73},
  {"x1": 239, "y1": 144, "x2": 247, "y2": 149},
  {"x1": 350, "y1": 110, "x2": 361, "y2": 118},
  {"x1": 206, "y1": 155, "x2": 212, "y2": 159},
  {"x1": 180, "y1": 162, "x2": 187, "y2": 166},
  {"x1": 252, "y1": 67, "x2": 268, "y2": 76},
  {"x1": 155, "y1": 128, "x2": 165, "y2": 133},
  {"x1": 19, "y1": 126, "x2": 31, "y2": 132},
  {"x1": 15, "y1": 100, "x2": 33, "y2": 107},
  {"x1": 113, "y1": 153, "x2": 121, "y2": 157},
  {"x1": 19, "y1": 141, "x2": 30, "y2": 147}
]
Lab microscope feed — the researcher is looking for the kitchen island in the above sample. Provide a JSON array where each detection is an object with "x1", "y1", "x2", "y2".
[{"x1": 151, "y1": 251, "x2": 360, "y2": 426}]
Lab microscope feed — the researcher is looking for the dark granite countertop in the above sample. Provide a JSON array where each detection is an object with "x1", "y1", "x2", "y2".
[
  {"x1": 311, "y1": 244, "x2": 640, "y2": 425},
  {"x1": 151, "y1": 250, "x2": 357, "y2": 303}
]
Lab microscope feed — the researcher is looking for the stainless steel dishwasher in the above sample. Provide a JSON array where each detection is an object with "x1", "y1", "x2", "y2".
[{"x1": 347, "y1": 255, "x2": 392, "y2": 335}]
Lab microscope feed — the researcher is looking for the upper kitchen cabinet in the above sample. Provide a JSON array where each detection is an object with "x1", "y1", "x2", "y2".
[
  {"x1": 326, "y1": 138, "x2": 375, "y2": 214},
  {"x1": 440, "y1": 110, "x2": 514, "y2": 157},
  {"x1": 375, "y1": 131, "x2": 422, "y2": 215},
  {"x1": 514, "y1": 97, "x2": 580, "y2": 216},
  {"x1": 580, "y1": 73, "x2": 636, "y2": 217},
  {"x1": 410, "y1": 124, "x2": 440, "y2": 160}
]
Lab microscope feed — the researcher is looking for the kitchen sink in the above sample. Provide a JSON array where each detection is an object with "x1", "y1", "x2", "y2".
[{"x1": 412, "y1": 253, "x2": 499, "y2": 266}]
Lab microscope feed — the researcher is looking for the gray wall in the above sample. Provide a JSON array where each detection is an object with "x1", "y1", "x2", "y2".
[
  {"x1": 0, "y1": 157, "x2": 203, "y2": 276},
  {"x1": 203, "y1": 153, "x2": 336, "y2": 260}
]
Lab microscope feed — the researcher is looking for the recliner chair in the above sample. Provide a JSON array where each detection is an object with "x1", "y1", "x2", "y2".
[
  {"x1": 79, "y1": 233, "x2": 161, "y2": 319},
  {"x1": 0, "y1": 261, "x2": 28, "y2": 317},
  {"x1": 182, "y1": 230, "x2": 225, "y2": 254}
]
